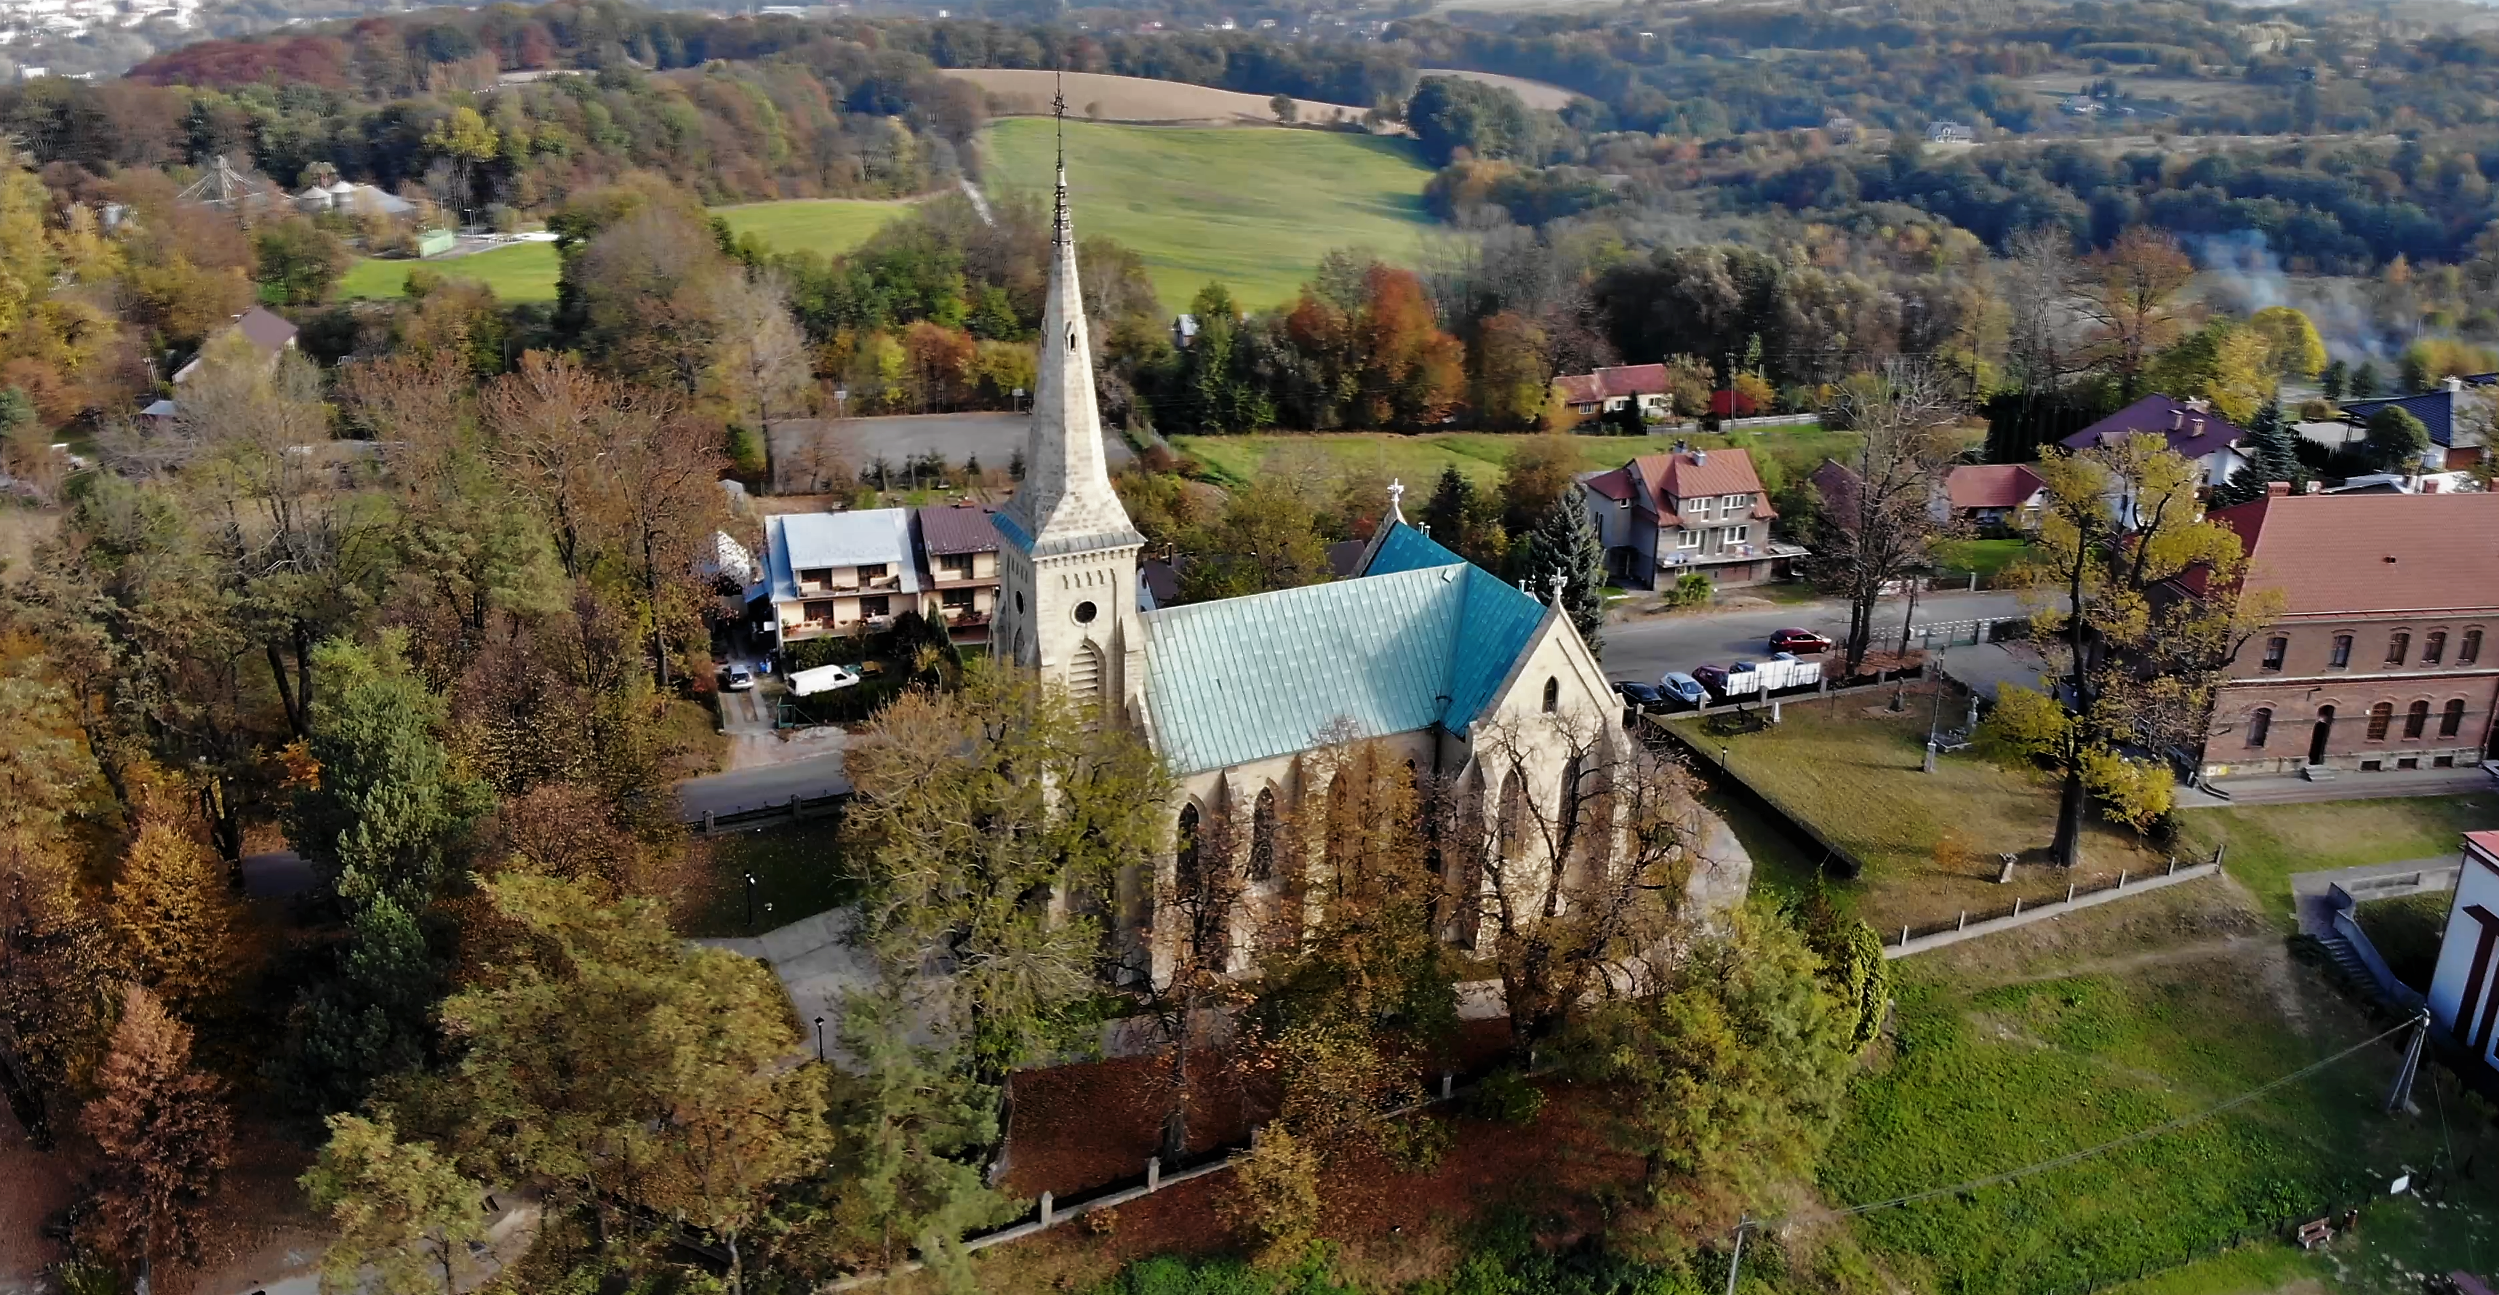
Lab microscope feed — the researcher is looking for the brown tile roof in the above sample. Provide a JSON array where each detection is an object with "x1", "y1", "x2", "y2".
[
  {"x1": 1554, "y1": 373, "x2": 1602, "y2": 405},
  {"x1": 1810, "y1": 458, "x2": 1861, "y2": 523},
  {"x1": 1634, "y1": 448, "x2": 1771, "y2": 506},
  {"x1": 1555, "y1": 364, "x2": 1669, "y2": 406},
  {"x1": 2208, "y1": 490, "x2": 2499, "y2": 616},
  {"x1": 1946, "y1": 463, "x2": 2046, "y2": 510},
  {"x1": 914, "y1": 502, "x2": 1001, "y2": 555},
  {"x1": 236, "y1": 305, "x2": 297, "y2": 352},
  {"x1": 1580, "y1": 466, "x2": 1635, "y2": 503}
]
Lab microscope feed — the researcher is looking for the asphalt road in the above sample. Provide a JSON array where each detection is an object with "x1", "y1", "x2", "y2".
[
  {"x1": 677, "y1": 749, "x2": 852, "y2": 821},
  {"x1": 1600, "y1": 589, "x2": 2031, "y2": 684}
]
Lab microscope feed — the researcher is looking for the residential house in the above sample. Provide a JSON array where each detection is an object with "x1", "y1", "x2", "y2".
[
  {"x1": 1577, "y1": 446, "x2": 1798, "y2": 587},
  {"x1": 1925, "y1": 119, "x2": 1975, "y2": 143},
  {"x1": 2338, "y1": 380, "x2": 2489, "y2": 474},
  {"x1": 1823, "y1": 114, "x2": 1859, "y2": 142},
  {"x1": 1940, "y1": 463, "x2": 2047, "y2": 530},
  {"x1": 2427, "y1": 831, "x2": 2499, "y2": 1074},
  {"x1": 295, "y1": 180, "x2": 415, "y2": 218},
  {"x1": 171, "y1": 306, "x2": 297, "y2": 384},
  {"x1": 914, "y1": 501, "x2": 1002, "y2": 643},
  {"x1": 1553, "y1": 363, "x2": 1672, "y2": 424},
  {"x1": 2058, "y1": 394, "x2": 2251, "y2": 496},
  {"x1": 762, "y1": 508, "x2": 922, "y2": 645},
  {"x1": 2193, "y1": 487, "x2": 2499, "y2": 782}
]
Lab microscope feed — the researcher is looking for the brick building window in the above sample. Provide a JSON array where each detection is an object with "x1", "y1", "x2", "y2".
[
  {"x1": 2261, "y1": 637, "x2": 2286, "y2": 671},
  {"x1": 2443, "y1": 699, "x2": 2469, "y2": 737},
  {"x1": 2404, "y1": 700, "x2": 2430, "y2": 739},
  {"x1": 2330, "y1": 635, "x2": 2353, "y2": 668},
  {"x1": 2386, "y1": 632, "x2": 2410, "y2": 666},
  {"x1": 2367, "y1": 702, "x2": 2394, "y2": 741},
  {"x1": 2246, "y1": 707, "x2": 2271, "y2": 747},
  {"x1": 2425, "y1": 631, "x2": 2447, "y2": 665},
  {"x1": 2464, "y1": 629, "x2": 2484, "y2": 665}
]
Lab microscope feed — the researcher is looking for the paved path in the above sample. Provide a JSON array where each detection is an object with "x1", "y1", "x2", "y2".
[
  {"x1": 700, "y1": 909, "x2": 879, "y2": 1064},
  {"x1": 1599, "y1": 589, "x2": 2028, "y2": 684},
  {"x1": 2184, "y1": 764, "x2": 2496, "y2": 809},
  {"x1": 2287, "y1": 857, "x2": 2460, "y2": 938}
]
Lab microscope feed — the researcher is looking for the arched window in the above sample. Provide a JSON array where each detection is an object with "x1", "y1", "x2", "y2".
[
  {"x1": 2367, "y1": 701, "x2": 2394, "y2": 741},
  {"x1": 2404, "y1": 700, "x2": 2431, "y2": 739},
  {"x1": 2386, "y1": 632, "x2": 2411, "y2": 666},
  {"x1": 2443, "y1": 699, "x2": 2469, "y2": 738},
  {"x1": 2426, "y1": 631, "x2": 2449, "y2": 665},
  {"x1": 2330, "y1": 635, "x2": 2354, "y2": 668},
  {"x1": 1497, "y1": 773, "x2": 1526, "y2": 862},
  {"x1": 2464, "y1": 629, "x2": 2485, "y2": 665},
  {"x1": 1068, "y1": 641, "x2": 1104, "y2": 710},
  {"x1": 1447, "y1": 784, "x2": 1486, "y2": 949},
  {"x1": 1542, "y1": 677, "x2": 1560, "y2": 714},
  {"x1": 2246, "y1": 708, "x2": 2272, "y2": 748},
  {"x1": 1176, "y1": 803, "x2": 1203, "y2": 899},
  {"x1": 1247, "y1": 788, "x2": 1277, "y2": 883}
]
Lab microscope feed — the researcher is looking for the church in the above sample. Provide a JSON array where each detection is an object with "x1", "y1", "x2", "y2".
[{"x1": 988, "y1": 148, "x2": 1626, "y2": 987}]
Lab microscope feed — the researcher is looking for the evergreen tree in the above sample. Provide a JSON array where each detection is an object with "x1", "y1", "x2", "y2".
[
  {"x1": 2321, "y1": 359, "x2": 2348, "y2": 403},
  {"x1": 2211, "y1": 399, "x2": 2305, "y2": 506},
  {"x1": 1421, "y1": 465, "x2": 1508, "y2": 570},
  {"x1": 276, "y1": 895, "x2": 443, "y2": 1113},
  {"x1": 112, "y1": 811, "x2": 244, "y2": 1018},
  {"x1": 285, "y1": 635, "x2": 490, "y2": 910},
  {"x1": 1514, "y1": 490, "x2": 1607, "y2": 652},
  {"x1": 2350, "y1": 361, "x2": 2382, "y2": 397}
]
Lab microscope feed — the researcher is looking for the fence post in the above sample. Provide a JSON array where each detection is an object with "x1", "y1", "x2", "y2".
[
  {"x1": 702, "y1": 810, "x2": 715, "y2": 835},
  {"x1": 2067, "y1": 882, "x2": 2076, "y2": 903},
  {"x1": 2118, "y1": 869, "x2": 2127, "y2": 888},
  {"x1": 1441, "y1": 1072, "x2": 1453, "y2": 1100},
  {"x1": 1249, "y1": 1125, "x2": 1263, "y2": 1151},
  {"x1": 1039, "y1": 1191, "x2": 1054, "y2": 1227},
  {"x1": 1958, "y1": 911, "x2": 1967, "y2": 931},
  {"x1": 2168, "y1": 855, "x2": 2177, "y2": 876},
  {"x1": 1901, "y1": 924, "x2": 1910, "y2": 947},
  {"x1": 2012, "y1": 897, "x2": 2023, "y2": 918},
  {"x1": 1146, "y1": 1156, "x2": 1160, "y2": 1192},
  {"x1": 789, "y1": 793, "x2": 803, "y2": 822}
]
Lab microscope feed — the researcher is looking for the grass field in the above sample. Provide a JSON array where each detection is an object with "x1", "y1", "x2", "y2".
[
  {"x1": 714, "y1": 198, "x2": 911, "y2": 257},
  {"x1": 2354, "y1": 890, "x2": 2450, "y2": 991},
  {"x1": 338, "y1": 241, "x2": 562, "y2": 302},
  {"x1": 2176, "y1": 792, "x2": 2499, "y2": 927},
  {"x1": 1673, "y1": 698, "x2": 2169, "y2": 934},
  {"x1": 944, "y1": 67, "x2": 1369, "y2": 124},
  {"x1": 983, "y1": 117, "x2": 1438, "y2": 311},
  {"x1": 1171, "y1": 427, "x2": 1851, "y2": 489},
  {"x1": 1934, "y1": 536, "x2": 2037, "y2": 578},
  {"x1": 1825, "y1": 890, "x2": 2499, "y2": 1294},
  {"x1": 679, "y1": 817, "x2": 857, "y2": 939}
]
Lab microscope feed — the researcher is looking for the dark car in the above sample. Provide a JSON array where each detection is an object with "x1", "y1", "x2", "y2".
[
  {"x1": 1613, "y1": 681, "x2": 1667, "y2": 713},
  {"x1": 1769, "y1": 627, "x2": 1834, "y2": 654},
  {"x1": 1692, "y1": 664, "x2": 1733, "y2": 695}
]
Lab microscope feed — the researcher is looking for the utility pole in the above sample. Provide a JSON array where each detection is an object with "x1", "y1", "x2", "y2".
[
  {"x1": 2385, "y1": 1008, "x2": 2431, "y2": 1114},
  {"x1": 1723, "y1": 1216, "x2": 1751, "y2": 1295}
]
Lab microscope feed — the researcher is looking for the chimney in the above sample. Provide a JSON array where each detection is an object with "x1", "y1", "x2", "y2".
[
  {"x1": 2190, "y1": 417, "x2": 2204, "y2": 435},
  {"x1": 2303, "y1": 480, "x2": 2322, "y2": 494},
  {"x1": 2171, "y1": 408, "x2": 2183, "y2": 430},
  {"x1": 2447, "y1": 375, "x2": 2465, "y2": 393},
  {"x1": 2266, "y1": 481, "x2": 2292, "y2": 497},
  {"x1": 1692, "y1": 449, "x2": 1708, "y2": 466}
]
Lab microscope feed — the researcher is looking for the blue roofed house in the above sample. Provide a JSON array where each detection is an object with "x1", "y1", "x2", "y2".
[
  {"x1": 761, "y1": 508, "x2": 922, "y2": 645},
  {"x1": 2336, "y1": 378, "x2": 2490, "y2": 475},
  {"x1": 986, "y1": 159, "x2": 1662, "y2": 986}
]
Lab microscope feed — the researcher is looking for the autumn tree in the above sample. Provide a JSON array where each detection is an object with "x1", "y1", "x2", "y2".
[
  {"x1": 2144, "y1": 320, "x2": 2273, "y2": 424},
  {"x1": 0, "y1": 662, "x2": 114, "y2": 1146},
  {"x1": 2246, "y1": 305, "x2": 2327, "y2": 383},
  {"x1": 112, "y1": 801, "x2": 244, "y2": 1018},
  {"x1": 1809, "y1": 362, "x2": 1966, "y2": 674},
  {"x1": 2074, "y1": 228, "x2": 2194, "y2": 402},
  {"x1": 1421, "y1": 464, "x2": 1508, "y2": 570},
  {"x1": 255, "y1": 216, "x2": 355, "y2": 307},
  {"x1": 1470, "y1": 310, "x2": 1551, "y2": 430},
  {"x1": 302, "y1": 1113, "x2": 489, "y2": 1295},
  {"x1": 81, "y1": 986, "x2": 233, "y2": 1278},
  {"x1": 1470, "y1": 711, "x2": 1709, "y2": 1060},
  {"x1": 2013, "y1": 438, "x2": 2255, "y2": 867},
  {"x1": 1497, "y1": 434, "x2": 1581, "y2": 537},
  {"x1": 1177, "y1": 478, "x2": 1336, "y2": 602}
]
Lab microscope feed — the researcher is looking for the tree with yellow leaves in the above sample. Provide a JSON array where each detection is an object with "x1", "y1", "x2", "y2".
[{"x1": 112, "y1": 801, "x2": 245, "y2": 1018}]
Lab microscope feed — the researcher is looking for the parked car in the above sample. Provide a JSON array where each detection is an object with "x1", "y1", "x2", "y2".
[
  {"x1": 1769, "y1": 627, "x2": 1834, "y2": 654},
  {"x1": 1613, "y1": 681, "x2": 1667, "y2": 713},
  {"x1": 1658, "y1": 672, "x2": 1707, "y2": 706},
  {"x1": 722, "y1": 664, "x2": 756, "y2": 691},
  {"x1": 1692, "y1": 664, "x2": 1733, "y2": 696}
]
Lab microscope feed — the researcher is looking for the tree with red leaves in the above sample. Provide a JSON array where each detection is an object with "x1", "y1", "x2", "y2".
[{"x1": 79, "y1": 986, "x2": 234, "y2": 1279}]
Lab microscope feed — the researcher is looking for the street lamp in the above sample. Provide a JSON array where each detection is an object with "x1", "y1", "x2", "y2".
[
  {"x1": 744, "y1": 871, "x2": 757, "y2": 932},
  {"x1": 815, "y1": 1016, "x2": 826, "y2": 1063}
]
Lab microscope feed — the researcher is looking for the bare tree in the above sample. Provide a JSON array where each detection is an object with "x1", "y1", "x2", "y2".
[
  {"x1": 1999, "y1": 226, "x2": 2082, "y2": 460},
  {"x1": 2073, "y1": 228, "x2": 2194, "y2": 403},
  {"x1": 1469, "y1": 712, "x2": 1709, "y2": 1062},
  {"x1": 1810, "y1": 360, "x2": 1967, "y2": 675},
  {"x1": 778, "y1": 422, "x2": 858, "y2": 497}
]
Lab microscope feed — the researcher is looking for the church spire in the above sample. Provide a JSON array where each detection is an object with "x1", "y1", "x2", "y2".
[{"x1": 997, "y1": 80, "x2": 1142, "y2": 559}]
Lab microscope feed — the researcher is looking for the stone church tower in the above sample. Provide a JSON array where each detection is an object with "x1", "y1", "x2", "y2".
[{"x1": 990, "y1": 126, "x2": 1148, "y2": 723}]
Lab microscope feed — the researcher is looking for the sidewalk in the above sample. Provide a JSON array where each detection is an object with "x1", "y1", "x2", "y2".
[
  {"x1": 2287, "y1": 857, "x2": 2460, "y2": 939},
  {"x1": 2182, "y1": 764, "x2": 2495, "y2": 809}
]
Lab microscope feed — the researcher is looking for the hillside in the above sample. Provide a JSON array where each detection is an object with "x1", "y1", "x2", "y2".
[
  {"x1": 943, "y1": 68, "x2": 1370, "y2": 126},
  {"x1": 980, "y1": 117, "x2": 1437, "y2": 311}
]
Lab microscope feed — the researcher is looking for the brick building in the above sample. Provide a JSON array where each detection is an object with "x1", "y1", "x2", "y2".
[{"x1": 2197, "y1": 487, "x2": 2499, "y2": 781}]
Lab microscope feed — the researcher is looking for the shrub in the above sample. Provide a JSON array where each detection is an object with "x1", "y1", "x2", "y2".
[
  {"x1": 1223, "y1": 1128, "x2": 1324, "y2": 1270},
  {"x1": 1661, "y1": 571, "x2": 1713, "y2": 609},
  {"x1": 1466, "y1": 1068, "x2": 1546, "y2": 1125},
  {"x1": 1380, "y1": 1112, "x2": 1450, "y2": 1171}
]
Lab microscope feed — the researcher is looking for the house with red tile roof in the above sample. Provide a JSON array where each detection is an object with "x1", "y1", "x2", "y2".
[
  {"x1": 2193, "y1": 485, "x2": 2499, "y2": 782},
  {"x1": 1940, "y1": 463, "x2": 2047, "y2": 530},
  {"x1": 912, "y1": 502, "x2": 1002, "y2": 644},
  {"x1": 1552, "y1": 364, "x2": 1672, "y2": 423},
  {"x1": 1576, "y1": 446, "x2": 1803, "y2": 587}
]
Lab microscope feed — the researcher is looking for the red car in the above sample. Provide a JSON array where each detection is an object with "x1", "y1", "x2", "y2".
[{"x1": 1768, "y1": 627, "x2": 1833, "y2": 654}]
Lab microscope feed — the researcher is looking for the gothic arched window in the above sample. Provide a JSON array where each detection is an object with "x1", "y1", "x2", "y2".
[{"x1": 1248, "y1": 787, "x2": 1278, "y2": 883}]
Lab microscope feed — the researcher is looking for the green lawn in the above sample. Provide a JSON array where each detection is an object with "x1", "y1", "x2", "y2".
[
  {"x1": 1171, "y1": 427, "x2": 1858, "y2": 489},
  {"x1": 1827, "y1": 935, "x2": 2499, "y2": 1294},
  {"x1": 338, "y1": 240, "x2": 562, "y2": 302},
  {"x1": 1934, "y1": 536, "x2": 2037, "y2": 578},
  {"x1": 714, "y1": 198, "x2": 911, "y2": 257},
  {"x1": 1671, "y1": 700, "x2": 2169, "y2": 935},
  {"x1": 2175, "y1": 792, "x2": 2499, "y2": 927},
  {"x1": 982, "y1": 118, "x2": 1438, "y2": 311},
  {"x1": 678, "y1": 816, "x2": 857, "y2": 939},
  {"x1": 2354, "y1": 890, "x2": 2451, "y2": 991}
]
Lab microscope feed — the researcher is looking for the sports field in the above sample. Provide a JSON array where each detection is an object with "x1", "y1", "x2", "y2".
[
  {"x1": 338, "y1": 241, "x2": 562, "y2": 302},
  {"x1": 982, "y1": 117, "x2": 1438, "y2": 310},
  {"x1": 339, "y1": 199, "x2": 906, "y2": 303}
]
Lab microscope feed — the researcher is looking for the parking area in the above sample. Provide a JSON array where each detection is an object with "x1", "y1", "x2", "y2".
[{"x1": 768, "y1": 412, "x2": 1132, "y2": 486}]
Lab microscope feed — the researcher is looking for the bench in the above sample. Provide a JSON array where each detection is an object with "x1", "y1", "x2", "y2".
[{"x1": 2296, "y1": 1218, "x2": 2334, "y2": 1250}]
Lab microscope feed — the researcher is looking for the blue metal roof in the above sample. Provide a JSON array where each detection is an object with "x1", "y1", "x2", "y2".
[
  {"x1": 1362, "y1": 522, "x2": 1469, "y2": 577},
  {"x1": 2341, "y1": 390, "x2": 2455, "y2": 447},
  {"x1": 1138, "y1": 548, "x2": 1550, "y2": 775}
]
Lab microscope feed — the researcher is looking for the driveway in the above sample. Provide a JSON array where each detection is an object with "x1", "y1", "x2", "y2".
[
  {"x1": 1599, "y1": 589, "x2": 2030, "y2": 684},
  {"x1": 677, "y1": 747, "x2": 851, "y2": 821}
]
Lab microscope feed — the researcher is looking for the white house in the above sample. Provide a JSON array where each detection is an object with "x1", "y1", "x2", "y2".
[
  {"x1": 2427, "y1": 832, "x2": 2499, "y2": 1071},
  {"x1": 761, "y1": 508, "x2": 921, "y2": 644}
]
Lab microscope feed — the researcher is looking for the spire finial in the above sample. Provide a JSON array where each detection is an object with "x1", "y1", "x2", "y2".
[
  {"x1": 1386, "y1": 477, "x2": 1405, "y2": 524},
  {"x1": 1051, "y1": 72, "x2": 1070, "y2": 249},
  {"x1": 1547, "y1": 573, "x2": 1566, "y2": 608}
]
